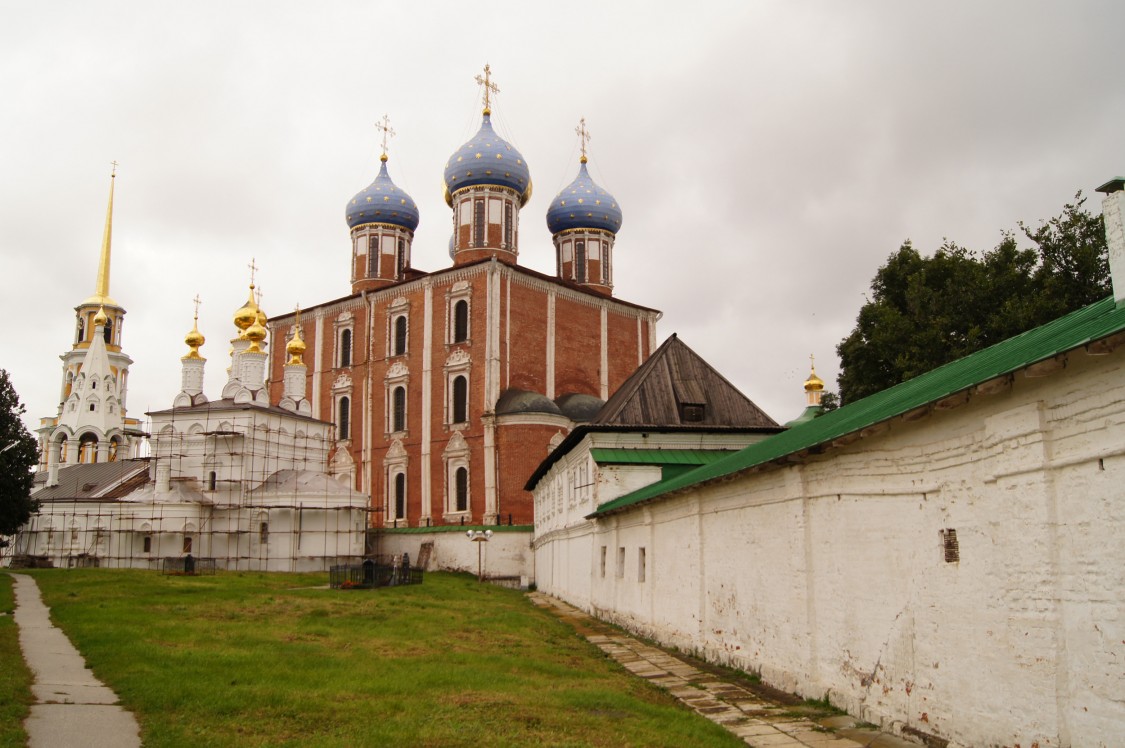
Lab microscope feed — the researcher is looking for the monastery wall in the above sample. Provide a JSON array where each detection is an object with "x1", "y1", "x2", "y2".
[{"x1": 536, "y1": 348, "x2": 1125, "y2": 747}]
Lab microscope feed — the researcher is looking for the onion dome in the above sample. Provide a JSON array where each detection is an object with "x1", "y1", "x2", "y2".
[
  {"x1": 233, "y1": 286, "x2": 259, "y2": 332},
  {"x1": 346, "y1": 155, "x2": 420, "y2": 231},
  {"x1": 286, "y1": 325, "x2": 307, "y2": 365},
  {"x1": 184, "y1": 317, "x2": 205, "y2": 360},
  {"x1": 547, "y1": 159, "x2": 622, "y2": 235},
  {"x1": 244, "y1": 318, "x2": 267, "y2": 353},
  {"x1": 443, "y1": 113, "x2": 532, "y2": 206},
  {"x1": 805, "y1": 368, "x2": 825, "y2": 395},
  {"x1": 93, "y1": 305, "x2": 109, "y2": 327}
]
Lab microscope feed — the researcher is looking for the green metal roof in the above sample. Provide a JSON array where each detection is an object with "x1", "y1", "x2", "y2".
[
  {"x1": 592, "y1": 295, "x2": 1125, "y2": 518},
  {"x1": 589, "y1": 448, "x2": 738, "y2": 466}
]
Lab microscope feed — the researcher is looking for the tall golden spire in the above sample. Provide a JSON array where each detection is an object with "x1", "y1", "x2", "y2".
[{"x1": 84, "y1": 163, "x2": 119, "y2": 307}]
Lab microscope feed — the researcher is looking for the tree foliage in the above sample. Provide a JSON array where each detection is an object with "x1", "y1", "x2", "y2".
[
  {"x1": 0, "y1": 369, "x2": 39, "y2": 536},
  {"x1": 837, "y1": 194, "x2": 1109, "y2": 404}
]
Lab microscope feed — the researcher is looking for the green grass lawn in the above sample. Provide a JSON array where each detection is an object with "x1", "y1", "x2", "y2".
[
  {"x1": 0, "y1": 574, "x2": 32, "y2": 748},
  {"x1": 14, "y1": 569, "x2": 740, "y2": 747}
]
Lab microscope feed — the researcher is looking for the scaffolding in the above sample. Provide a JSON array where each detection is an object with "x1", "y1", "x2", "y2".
[{"x1": 8, "y1": 404, "x2": 384, "y2": 572}]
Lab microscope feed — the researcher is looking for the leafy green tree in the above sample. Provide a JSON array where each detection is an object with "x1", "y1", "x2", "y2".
[
  {"x1": 837, "y1": 194, "x2": 1109, "y2": 403},
  {"x1": 0, "y1": 369, "x2": 39, "y2": 536}
]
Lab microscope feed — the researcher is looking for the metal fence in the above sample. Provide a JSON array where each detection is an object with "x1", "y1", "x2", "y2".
[
  {"x1": 161, "y1": 556, "x2": 217, "y2": 575},
  {"x1": 329, "y1": 559, "x2": 423, "y2": 590}
]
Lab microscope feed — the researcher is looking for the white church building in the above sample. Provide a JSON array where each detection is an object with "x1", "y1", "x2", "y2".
[{"x1": 10, "y1": 172, "x2": 367, "y2": 571}]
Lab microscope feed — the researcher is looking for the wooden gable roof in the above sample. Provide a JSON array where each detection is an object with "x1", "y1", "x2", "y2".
[{"x1": 592, "y1": 334, "x2": 780, "y2": 429}]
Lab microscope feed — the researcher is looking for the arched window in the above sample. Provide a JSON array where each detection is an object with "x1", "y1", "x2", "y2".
[
  {"x1": 504, "y1": 203, "x2": 513, "y2": 247},
  {"x1": 103, "y1": 318, "x2": 113, "y2": 345},
  {"x1": 208, "y1": 471, "x2": 217, "y2": 491},
  {"x1": 392, "y1": 387, "x2": 406, "y2": 432},
  {"x1": 396, "y1": 238, "x2": 406, "y2": 277},
  {"x1": 367, "y1": 236, "x2": 379, "y2": 275},
  {"x1": 393, "y1": 316, "x2": 407, "y2": 356},
  {"x1": 452, "y1": 375, "x2": 468, "y2": 424},
  {"x1": 473, "y1": 198, "x2": 485, "y2": 246},
  {"x1": 575, "y1": 241, "x2": 586, "y2": 283},
  {"x1": 339, "y1": 329, "x2": 352, "y2": 368},
  {"x1": 394, "y1": 473, "x2": 406, "y2": 520},
  {"x1": 453, "y1": 300, "x2": 469, "y2": 343},
  {"x1": 338, "y1": 396, "x2": 350, "y2": 440},
  {"x1": 455, "y1": 466, "x2": 468, "y2": 512},
  {"x1": 76, "y1": 318, "x2": 85, "y2": 343}
]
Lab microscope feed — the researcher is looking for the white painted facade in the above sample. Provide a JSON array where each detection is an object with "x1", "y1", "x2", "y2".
[
  {"x1": 533, "y1": 345, "x2": 1125, "y2": 747},
  {"x1": 379, "y1": 529, "x2": 533, "y2": 582}
]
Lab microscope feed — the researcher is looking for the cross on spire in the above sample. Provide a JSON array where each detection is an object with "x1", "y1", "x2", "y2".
[
  {"x1": 294, "y1": 303, "x2": 301, "y2": 327},
  {"x1": 247, "y1": 257, "x2": 258, "y2": 288},
  {"x1": 375, "y1": 114, "x2": 395, "y2": 158},
  {"x1": 192, "y1": 294, "x2": 202, "y2": 322},
  {"x1": 575, "y1": 118, "x2": 591, "y2": 164},
  {"x1": 110, "y1": 160, "x2": 118, "y2": 178},
  {"x1": 255, "y1": 285, "x2": 264, "y2": 308},
  {"x1": 809, "y1": 353, "x2": 816, "y2": 372},
  {"x1": 475, "y1": 63, "x2": 500, "y2": 114}
]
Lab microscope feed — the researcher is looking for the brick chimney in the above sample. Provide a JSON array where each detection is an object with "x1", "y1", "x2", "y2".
[{"x1": 1096, "y1": 177, "x2": 1125, "y2": 307}]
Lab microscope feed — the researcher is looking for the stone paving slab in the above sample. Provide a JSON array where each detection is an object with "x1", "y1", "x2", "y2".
[
  {"x1": 528, "y1": 591, "x2": 922, "y2": 748},
  {"x1": 9, "y1": 574, "x2": 142, "y2": 748}
]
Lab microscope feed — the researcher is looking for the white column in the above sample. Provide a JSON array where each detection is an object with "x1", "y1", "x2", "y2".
[
  {"x1": 1100, "y1": 182, "x2": 1125, "y2": 306},
  {"x1": 600, "y1": 307, "x2": 609, "y2": 400},
  {"x1": 546, "y1": 291, "x2": 556, "y2": 399},
  {"x1": 421, "y1": 280, "x2": 434, "y2": 525},
  {"x1": 47, "y1": 441, "x2": 61, "y2": 487}
]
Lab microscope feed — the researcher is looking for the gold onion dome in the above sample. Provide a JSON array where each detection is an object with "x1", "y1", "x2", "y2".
[
  {"x1": 233, "y1": 286, "x2": 260, "y2": 331},
  {"x1": 93, "y1": 306, "x2": 109, "y2": 327},
  {"x1": 244, "y1": 319, "x2": 267, "y2": 353},
  {"x1": 805, "y1": 367, "x2": 825, "y2": 392},
  {"x1": 184, "y1": 319, "x2": 205, "y2": 359},
  {"x1": 286, "y1": 327, "x2": 307, "y2": 365}
]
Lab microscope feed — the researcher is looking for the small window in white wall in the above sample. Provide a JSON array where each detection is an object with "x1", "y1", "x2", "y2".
[
  {"x1": 600, "y1": 546, "x2": 607, "y2": 578},
  {"x1": 638, "y1": 548, "x2": 646, "y2": 583},
  {"x1": 616, "y1": 547, "x2": 625, "y2": 579}
]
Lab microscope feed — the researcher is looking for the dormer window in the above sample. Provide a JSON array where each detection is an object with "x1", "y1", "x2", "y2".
[{"x1": 680, "y1": 403, "x2": 705, "y2": 423}]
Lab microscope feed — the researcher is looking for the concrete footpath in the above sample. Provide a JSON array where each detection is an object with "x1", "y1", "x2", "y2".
[
  {"x1": 8, "y1": 573, "x2": 141, "y2": 748},
  {"x1": 528, "y1": 592, "x2": 919, "y2": 748}
]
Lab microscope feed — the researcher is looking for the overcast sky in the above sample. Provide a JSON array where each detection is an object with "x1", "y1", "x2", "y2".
[{"x1": 3, "y1": 1, "x2": 1124, "y2": 438}]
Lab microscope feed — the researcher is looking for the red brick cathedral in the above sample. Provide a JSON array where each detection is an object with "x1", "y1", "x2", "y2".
[{"x1": 267, "y1": 73, "x2": 659, "y2": 527}]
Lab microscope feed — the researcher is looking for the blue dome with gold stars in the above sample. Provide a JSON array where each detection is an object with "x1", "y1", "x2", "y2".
[
  {"x1": 443, "y1": 113, "x2": 532, "y2": 205},
  {"x1": 546, "y1": 160, "x2": 622, "y2": 235},
  {"x1": 346, "y1": 156, "x2": 420, "y2": 231}
]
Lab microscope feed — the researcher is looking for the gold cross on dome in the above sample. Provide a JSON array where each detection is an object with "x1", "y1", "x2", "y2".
[
  {"x1": 294, "y1": 303, "x2": 301, "y2": 327},
  {"x1": 475, "y1": 63, "x2": 500, "y2": 114},
  {"x1": 110, "y1": 160, "x2": 119, "y2": 177},
  {"x1": 575, "y1": 118, "x2": 591, "y2": 163},
  {"x1": 247, "y1": 257, "x2": 258, "y2": 288},
  {"x1": 192, "y1": 294, "x2": 202, "y2": 322},
  {"x1": 255, "y1": 285, "x2": 264, "y2": 307},
  {"x1": 376, "y1": 114, "x2": 395, "y2": 157},
  {"x1": 809, "y1": 353, "x2": 816, "y2": 372}
]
